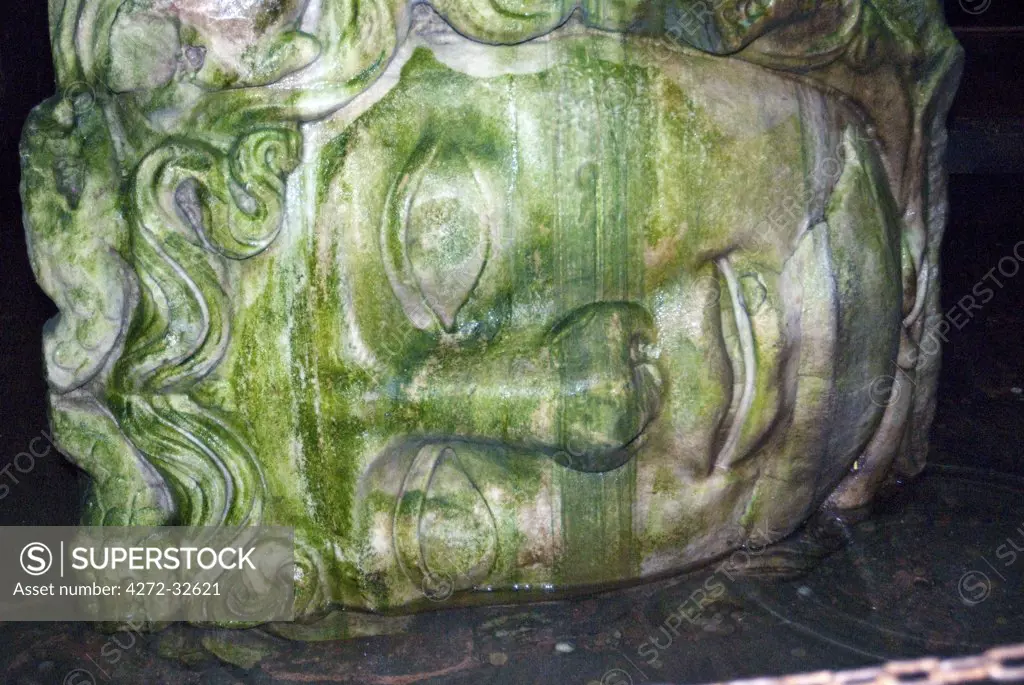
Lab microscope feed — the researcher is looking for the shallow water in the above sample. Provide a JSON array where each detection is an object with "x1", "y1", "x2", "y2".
[{"x1": 5, "y1": 465, "x2": 1022, "y2": 685}]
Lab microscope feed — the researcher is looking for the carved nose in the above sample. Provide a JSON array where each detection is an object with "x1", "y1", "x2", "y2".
[{"x1": 550, "y1": 301, "x2": 663, "y2": 472}]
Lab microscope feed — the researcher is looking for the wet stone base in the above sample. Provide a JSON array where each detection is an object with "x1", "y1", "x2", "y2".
[{"x1": 7, "y1": 465, "x2": 1024, "y2": 685}]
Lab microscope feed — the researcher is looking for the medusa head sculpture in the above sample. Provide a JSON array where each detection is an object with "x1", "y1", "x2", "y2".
[{"x1": 22, "y1": 0, "x2": 961, "y2": 623}]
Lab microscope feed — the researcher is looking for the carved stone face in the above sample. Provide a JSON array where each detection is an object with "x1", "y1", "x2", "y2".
[
  {"x1": 24, "y1": 0, "x2": 960, "y2": 621},
  {"x1": 285, "y1": 20, "x2": 903, "y2": 609}
]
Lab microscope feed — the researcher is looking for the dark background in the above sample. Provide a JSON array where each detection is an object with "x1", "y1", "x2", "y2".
[{"x1": 0, "y1": 5, "x2": 1021, "y2": 525}]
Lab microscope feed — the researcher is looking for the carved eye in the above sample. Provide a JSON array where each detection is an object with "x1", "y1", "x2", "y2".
[
  {"x1": 382, "y1": 142, "x2": 496, "y2": 333},
  {"x1": 406, "y1": 192, "x2": 489, "y2": 330}
]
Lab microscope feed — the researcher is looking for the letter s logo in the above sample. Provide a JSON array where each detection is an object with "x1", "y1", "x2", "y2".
[{"x1": 20, "y1": 542, "x2": 53, "y2": 576}]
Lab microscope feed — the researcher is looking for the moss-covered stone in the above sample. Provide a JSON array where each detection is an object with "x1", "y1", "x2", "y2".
[{"x1": 22, "y1": 0, "x2": 961, "y2": 632}]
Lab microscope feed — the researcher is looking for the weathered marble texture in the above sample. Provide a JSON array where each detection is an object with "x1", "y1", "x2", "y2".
[{"x1": 22, "y1": 0, "x2": 962, "y2": 625}]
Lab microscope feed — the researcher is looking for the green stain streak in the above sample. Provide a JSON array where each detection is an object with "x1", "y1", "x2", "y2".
[
  {"x1": 298, "y1": 231, "x2": 374, "y2": 543},
  {"x1": 230, "y1": 266, "x2": 306, "y2": 525},
  {"x1": 558, "y1": 460, "x2": 637, "y2": 583}
]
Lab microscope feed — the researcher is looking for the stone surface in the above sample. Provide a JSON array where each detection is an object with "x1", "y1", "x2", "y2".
[
  {"x1": 5, "y1": 466, "x2": 1024, "y2": 683},
  {"x1": 21, "y1": 0, "x2": 962, "y2": 625}
]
